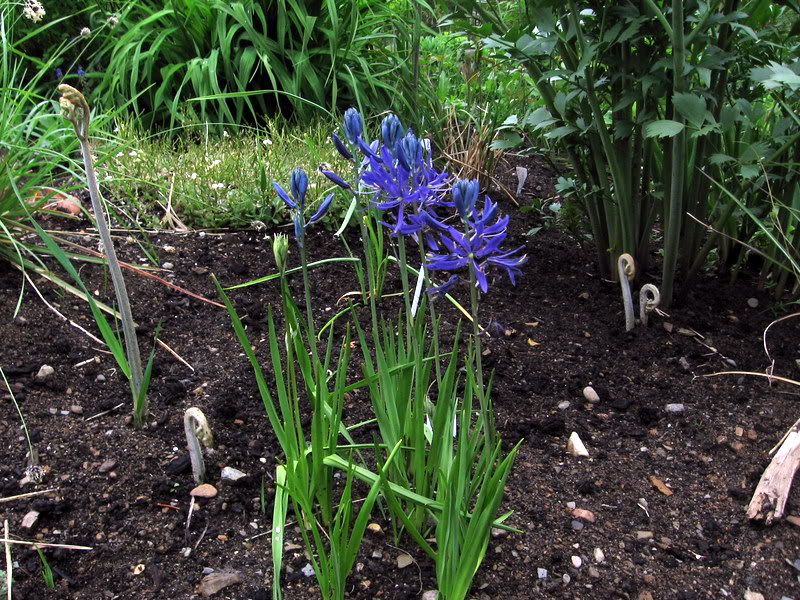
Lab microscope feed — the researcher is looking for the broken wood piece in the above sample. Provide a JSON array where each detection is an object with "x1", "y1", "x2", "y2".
[{"x1": 747, "y1": 424, "x2": 800, "y2": 524}]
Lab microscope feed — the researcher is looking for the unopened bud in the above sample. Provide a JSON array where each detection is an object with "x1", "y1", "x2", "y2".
[{"x1": 272, "y1": 234, "x2": 289, "y2": 273}]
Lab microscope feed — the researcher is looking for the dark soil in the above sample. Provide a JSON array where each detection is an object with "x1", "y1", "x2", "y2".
[{"x1": 1, "y1": 154, "x2": 799, "y2": 600}]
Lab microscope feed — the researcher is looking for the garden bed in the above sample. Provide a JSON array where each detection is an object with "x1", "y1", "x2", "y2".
[{"x1": 1, "y1": 156, "x2": 799, "y2": 600}]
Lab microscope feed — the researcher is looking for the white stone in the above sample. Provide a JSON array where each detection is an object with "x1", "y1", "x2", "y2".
[
  {"x1": 221, "y1": 467, "x2": 247, "y2": 482},
  {"x1": 397, "y1": 554, "x2": 414, "y2": 569},
  {"x1": 582, "y1": 386, "x2": 600, "y2": 403},
  {"x1": 567, "y1": 432, "x2": 589, "y2": 457},
  {"x1": 36, "y1": 365, "x2": 54, "y2": 378}
]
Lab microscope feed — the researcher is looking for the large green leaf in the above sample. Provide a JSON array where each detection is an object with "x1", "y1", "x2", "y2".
[
  {"x1": 643, "y1": 119, "x2": 685, "y2": 138},
  {"x1": 672, "y1": 92, "x2": 707, "y2": 129}
]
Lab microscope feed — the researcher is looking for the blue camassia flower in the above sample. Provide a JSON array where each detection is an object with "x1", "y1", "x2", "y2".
[
  {"x1": 273, "y1": 167, "x2": 333, "y2": 248},
  {"x1": 425, "y1": 193, "x2": 527, "y2": 293},
  {"x1": 326, "y1": 109, "x2": 450, "y2": 236}
]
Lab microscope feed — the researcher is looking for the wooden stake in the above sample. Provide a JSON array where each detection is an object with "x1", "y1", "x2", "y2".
[{"x1": 747, "y1": 425, "x2": 800, "y2": 524}]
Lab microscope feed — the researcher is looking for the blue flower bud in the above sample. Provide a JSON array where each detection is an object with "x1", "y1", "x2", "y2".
[
  {"x1": 308, "y1": 193, "x2": 334, "y2": 225},
  {"x1": 452, "y1": 179, "x2": 479, "y2": 221},
  {"x1": 396, "y1": 130, "x2": 421, "y2": 172},
  {"x1": 289, "y1": 168, "x2": 308, "y2": 207},
  {"x1": 321, "y1": 169, "x2": 350, "y2": 190},
  {"x1": 381, "y1": 114, "x2": 404, "y2": 156},
  {"x1": 272, "y1": 181, "x2": 296, "y2": 210},
  {"x1": 55, "y1": 68, "x2": 64, "y2": 79},
  {"x1": 77, "y1": 66, "x2": 86, "y2": 76},
  {"x1": 331, "y1": 132, "x2": 353, "y2": 161},
  {"x1": 342, "y1": 108, "x2": 363, "y2": 144}
]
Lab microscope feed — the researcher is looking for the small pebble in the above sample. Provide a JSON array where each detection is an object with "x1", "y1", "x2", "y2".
[
  {"x1": 21, "y1": 510, "x2": 39, "y2": 529},
  {"x1": 562, "y1": 574, "x2": 570, "y2": 584},
  {"x1": 567, "y1": 432, "x2": 589, "y2": 457},
  {"x1": 537, "y1": 568, "x2": 548, "y2": 579},
  {"x1": 571, "y1": 520, "x2": 584, "y2": 530},
  {"x1": 99, "y1": 459, "x2": 117, "y2": 473},
  {"x1": 744, "y1": 591, "x2": 764, "y2": 600},
  {"x1": 202, "y1": 567, "x2": 215, "y2": 575},
  {"x1": 747, "y1": 298, "x2": 759, "y2": 308},
  {"x1": 594, "y1": 547, "x2": 605, "y2": 563},
  {"x1": 572, "y1": 508, "x2": 596, "y2": 523},
  {"x1": 397, "y1": 554, "x2": 413, "y2": 569},
  {"x1": 571, "y1": 555, "x2": 582, "y2": 568},
  {"x1": 421, "y1": 592, "x2": 439, "y2": 600},
  {"x1": 636, "y1": 531, "x2": 653, "y2": 540},
  {"x1": 665, "y1": 403, "x2": 685, "y2": 414},
  {"x1": 558, "y1": 401, "x2": 571, "y2": 410},
  {"x1": 588, "y1": 566, "x2": 600, "y2": 577},
  {"x1": 678, "y1": 357, "x2": 691, "y2": 371},
  {"x1": 220, "y1": 467, "x2": 248, "y2": 482},
  {"x1": 582, "y1": 386, "x2": 600, "y2": 403},
  {"x1": 36, "y1": 365, "x2": 54, "y2": 378},
  {"x1": 162, "y1": 262, "x2": 174, "y2": 270},
  {"x1": 191, "y1": 483, "x2": 218, "y2": 498},
  {"x1": 96, "y1": 374, "x2": 106, "y2": 382},
  {"x1": 301, "y1": 564, "x2": 315, "y2": 577},
  {"x1": 70, "y1": 405, "x2": 84, "y2": 415}
]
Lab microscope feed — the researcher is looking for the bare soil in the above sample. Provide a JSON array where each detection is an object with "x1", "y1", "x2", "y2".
[{"x1": 1, "y1": 154, "x2": 799, "y2": 599}]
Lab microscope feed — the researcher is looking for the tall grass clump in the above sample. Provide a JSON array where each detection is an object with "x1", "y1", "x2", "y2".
[
  {"x1": 1, "y1": 1, "x2": 111, "y2": 308},
  {"x1": 90, "y1": 0, "x2": 431, "y2": 130}
]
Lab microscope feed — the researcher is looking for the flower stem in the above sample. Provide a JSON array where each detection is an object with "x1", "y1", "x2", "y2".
[
  {"x1": 79, "y1": 136, "x2": 145, "y2": 424},
  {"x1": 468, "y1": 262, "x2": 493, "y2": 444}
]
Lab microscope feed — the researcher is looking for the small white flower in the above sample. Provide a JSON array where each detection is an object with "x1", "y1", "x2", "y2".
[
  {"x1": 107, "y1": 15, "x2": 119, "y2": 27},
  {"x1": 211, "y1": 159, "x2": 221, "y2": 167},
  {"x1": 210, "y1": 183, "x2": 225, "y2": 190},
  {"x1": 80, "y1": 27, "x2": 91, "y2": 38},
  {"x1": 262, "y1": 139, "x2": 273, "y2": 146},
  {"x1": 115, "y1": 151, "x2": 124, "y2": 158},
  {"x1": 223, "y1": 130, "x2": 229, "y2": 138},
  {"x1": 22, "y1": 0, "x2": 45, "y2": 22},
  {"x1": 104, "y1": 175, "x2": 113, "y2": 182},
  {"x1": 188, "y1": 172, "x2": 198, "y2": 180},
  {"x1": 128, "y1": 150, "x2": 138, "y2": 157}
]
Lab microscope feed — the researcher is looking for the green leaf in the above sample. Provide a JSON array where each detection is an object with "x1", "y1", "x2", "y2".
[
  {"x1": 672, "y1": 92, "x2": 707, "y2": 129},
  {"x1": 544, "y1": 125, "x2": 578, "y2": 140},
  {"x1": 489, "y1": 133, "x2": 523, "y2": 150},
  {"x1": 739, "y1": 164, "x2": 760, "y2": 180},
  {"x1": 643, "y1": 120, "x2": 685, "y2": 138},
  {"x1": 708, "y1": 153, "x2": 735, "y2": 166}
]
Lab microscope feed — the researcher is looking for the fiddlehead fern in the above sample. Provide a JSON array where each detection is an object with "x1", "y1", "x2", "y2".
[
  {"x1": 639, "y1": 284, "x2": 661, "y2": 327},
  {"x1": 184, "y1": 408, "x2": 213, "y2": 483},
  {"x1": 618, "y1": 253, "x2": 636, "y2": 332}
]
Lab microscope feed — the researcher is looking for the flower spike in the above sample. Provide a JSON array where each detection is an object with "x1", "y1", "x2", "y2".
[
  {"x1": 290, "y1": 168, "x2": 308, "y2": 207},
  {"x1": 343, "y1": 108, "x2": 363, "y2": 144}
]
